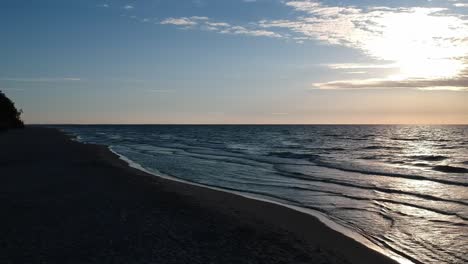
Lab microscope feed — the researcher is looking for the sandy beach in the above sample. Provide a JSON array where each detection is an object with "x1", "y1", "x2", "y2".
[{"x1": 0, "y1": 127, "x2": 398, "y2": 264}]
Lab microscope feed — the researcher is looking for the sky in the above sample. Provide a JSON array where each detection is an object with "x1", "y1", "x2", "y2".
[{"x1": 1, "y1": 0, "x2": 468, "y2": 124}]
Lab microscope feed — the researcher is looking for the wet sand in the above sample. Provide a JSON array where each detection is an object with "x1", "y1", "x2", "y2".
[{"x1": 0, "y1": 127, "x2": 399, "y2": 264}]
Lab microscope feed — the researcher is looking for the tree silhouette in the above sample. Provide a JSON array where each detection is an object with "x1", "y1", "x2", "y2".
[{"x1": 0, "y1": 90, "x2": 24, "y2": 130}]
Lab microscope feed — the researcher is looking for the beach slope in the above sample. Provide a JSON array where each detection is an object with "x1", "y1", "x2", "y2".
[{"x1": 0, "y1": 127, "x2": 398, "y2": 264}]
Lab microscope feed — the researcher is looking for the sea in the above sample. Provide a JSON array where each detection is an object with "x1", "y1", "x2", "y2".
[{"x1": 54, "y1": 125, "x2": 468, "y2": 264}]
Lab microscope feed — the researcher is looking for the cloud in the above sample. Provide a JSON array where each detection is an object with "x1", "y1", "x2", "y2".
[
  {"x1": 258, "y1": 0, "x2": 468, "y2": 91},
  {"x1": 346, "y1": 71, "x2": 367, "y2": 74},
  {"x1": 325, "y1": 63, "x2": 399, "y2": 70},
  {"x1": 0, "y1": 88, "x2": 25, "y2": 92},
  {"x1": 123, "y1": 5, "x2": 134, "y2": 10},
  {"x1": 125, "y1": 0, "x2": 468, "y2": 91},
  {"x1": 161, "y1": 17, "x2": 198, "y2": 26},
  {"x1": 206, "y1": 22, "x2": 231, "y2": 27},
  {"x1": 260, "y1": 3, "x2": 468, "y2": 61},
  {"x1": 218, "y1": 25, "x2": 282, "y2": 37},
  {"x1": 312, "y1": 70, "x2": 468, "y2": 91},
  {"x1": 0, "y1": 77, "x2": 81, "y2": 82},
  {"x1": 160, "y1": 17, "x2": 282, "y2": 38},
  {"x1": 157, "y1": 0, "x2": 468, "y2": 69},
  {"x1": 190, "y1": 16, "x2": 209, "y2": 20}
]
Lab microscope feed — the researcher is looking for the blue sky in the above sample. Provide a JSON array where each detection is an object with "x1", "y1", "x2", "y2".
[{"x1": 1, "y1": 0, "x2": 468, "y2": 124}]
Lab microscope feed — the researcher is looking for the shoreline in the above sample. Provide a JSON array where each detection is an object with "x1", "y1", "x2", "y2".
[
  {"x1": 74, "y1": 128, "x2": 411, "y2": 264},
  {"x1": 107, "y1": 147, "x2": 412, "y2": 264},
  {"x1": 1, "y1": 127, "x2": 403, "y2": 264}
]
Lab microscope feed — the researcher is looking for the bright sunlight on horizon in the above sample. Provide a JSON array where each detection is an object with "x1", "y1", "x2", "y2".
[{"x1": 1, "y1": 0, "x2": 468, "y2": 124}]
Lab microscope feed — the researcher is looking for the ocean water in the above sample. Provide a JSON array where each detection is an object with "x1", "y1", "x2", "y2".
[{"x1": 55, "y1": 125, "x2": 468, "y2": 264}]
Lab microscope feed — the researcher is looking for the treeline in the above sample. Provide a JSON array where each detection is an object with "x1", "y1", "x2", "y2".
[{"x1": 0, "y1": 91, "x2": 24, "y2": 130}]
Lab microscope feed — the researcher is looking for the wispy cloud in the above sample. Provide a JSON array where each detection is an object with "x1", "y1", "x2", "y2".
[
  {"x1": 0, "y1": 77, "x2": 81, "y2": 82},
  {"x1": 123, "y1": 5, "x2": 134, "y2": 10},
  {"x1": 0, "y1": 88, "x2": 25, "y2": 92},
  {"x1": 160, "y1": 16, "x2": 282, "y2": 38},
  {"x1": 312, "y1": 70, "x2": 468, "y2": 91},
  {"x1": 161, "y1": 17, "x2": 198, "y2": 26},
  {"x1": 325, "y1": 63, "x2": 399, "y2": 70}
]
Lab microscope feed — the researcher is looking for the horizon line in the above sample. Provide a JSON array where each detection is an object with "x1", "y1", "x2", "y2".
[{"x1": 28, "y1": 123, "x2": 468, "y2": 126}]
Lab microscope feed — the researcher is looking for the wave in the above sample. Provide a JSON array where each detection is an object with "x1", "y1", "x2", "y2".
[
  {"x1": 392, "y1": 137, "x2": 452, "y2": 143},
  {"x1": 388, "y1": 160, "x2": 407, "y2": 165},
  {"x1": 426, "y1": 138, "x2": 452, "y2": 142},
  {"x1": 321, "y1": 135, "x2": 369, "y2": 141},
  {"x1": 359, "y1": 156, "x2": 381, "y2": 160},
  {"x1": 323, "y1": 134, "x2": 340, "y2": 137},
  {"x1": 409, "y1": 155, "x2": 448, "y2": 161},
  {"x1": 311, "y1": 161, "x2": 468, "y2": 187},
  {"x1": 412, "y1": 163, "x2": 430, "y2": 167},
  {"x1": 390, "y1": 137, "x2": 419, "y2": 141},
  {"x1": 429, "y1": 219, "x2": 468, "y2": 227},
  {"x1": 361, "y1": 146, "x2": 403, "y2": 150},
  {"x1": 255, "y1": 151, "x2": 466, "y2": 187},
  {"x1": 268, "y1": 151, "x2": 320, "y2": 160},
  {"x1": 432, "y1": 165, "x2": 468, "y2": 174},
  {"x1": 436, "y1": 145, "x2": 460, "y2": 150},
  {"x1": 318, "y1": 147, "x2": 347, "y2": 151},
  {"x1": 273, "y1": 167, "x2": 468, "y2": 208}
]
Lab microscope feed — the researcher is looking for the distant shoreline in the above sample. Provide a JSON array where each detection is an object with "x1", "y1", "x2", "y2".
[{"x1": 0, "y1": 127, "x2": 401, "y2": 264}]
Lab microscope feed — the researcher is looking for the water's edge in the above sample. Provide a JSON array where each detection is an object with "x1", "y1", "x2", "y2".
[{"x1": 102, "y1": 140, "x2": 413, "y2": 264}]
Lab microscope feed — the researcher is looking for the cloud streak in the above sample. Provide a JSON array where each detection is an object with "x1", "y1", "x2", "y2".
[
  {"x1": 160, "y1": 16, "x2": 282, "y2": 38},
  {"x1": 312, "y1": 70, "x2": 468, "y2": 91},
  {"x1": 0, "y1": 77, "x2": 81, "y2": 82},
  {"x1": 0, "y1": 88, "x2": 25, "y2": 92},
  {"x1": 161, "y1": 17, "x2": 198, "y2": 26}
]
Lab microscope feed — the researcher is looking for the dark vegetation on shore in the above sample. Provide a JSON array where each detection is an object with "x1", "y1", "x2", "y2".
[{"x1": 0, "y1": 90, "x2": 24, "y2": 131}]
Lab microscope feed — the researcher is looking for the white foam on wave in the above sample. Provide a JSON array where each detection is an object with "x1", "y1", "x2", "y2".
[{"x1": 108, "y1": 146, "x2": 414, "y2": 264}]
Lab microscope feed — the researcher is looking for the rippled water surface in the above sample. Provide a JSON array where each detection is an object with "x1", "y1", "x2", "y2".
[{"x1": 55, "y1": 125, "x2": 468, "y2": 264}]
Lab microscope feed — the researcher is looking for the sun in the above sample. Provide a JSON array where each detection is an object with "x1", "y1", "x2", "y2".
[
  {"x1": 397, "y1": 58, "x2": 464, "y2": 79},
  {"x1": 364, "y1": 8, "x2": 467, "y2": 80}
]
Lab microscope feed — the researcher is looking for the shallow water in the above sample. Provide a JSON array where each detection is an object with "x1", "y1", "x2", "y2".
[{"x1": 55, "y1": 125, "x2": 468, "y2": 264}]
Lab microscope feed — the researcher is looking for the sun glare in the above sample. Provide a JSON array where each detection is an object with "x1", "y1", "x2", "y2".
[{"x1": 364, "y1": 8, "x2": 467, "y2": 80}]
